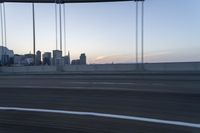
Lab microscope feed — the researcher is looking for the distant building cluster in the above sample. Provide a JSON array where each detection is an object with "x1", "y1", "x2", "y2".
[
  {"x1": 71, "y1": 53, "x2": 86, "y2": 65},
  {"x1": 0, "y1": 46, "x2": 87, "y2": 66}
]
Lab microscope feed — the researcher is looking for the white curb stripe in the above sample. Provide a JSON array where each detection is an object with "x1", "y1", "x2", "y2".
[{"x1": 0, "y1": 107, "x2": 199, "y2": 128}]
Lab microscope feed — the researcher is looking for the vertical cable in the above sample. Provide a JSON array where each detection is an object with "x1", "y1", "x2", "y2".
[
  {"x1": 135, "y1": 1, "x2": 138, "y2": 64},
  {"x1": 0, "y1": 4, "x2": 4, "y2": 46},
  {"x1": 32, "y1": 3, "x2": 36, "y2": 65},
  {"x1": 141, "y1": 1, "x2": 144, "y2": 64},
  {"x1": 3, "y1": 3, "x2": 6, "y2": 48},
  {"x1": 3, "y1": 3, "x2": 7, "y2": 64},
  {"x1": 63, "y1": 3, "x2": 66, "y2": 55},
  {"x1": 59, "y1": 0, "x2": 62, "y2": 51},
  {"x1": 0, "y1": 4, "x2": 4, "y2": 65},
  {"x1": 55, "y1": 0, "x2": 58, "y2": 50}
]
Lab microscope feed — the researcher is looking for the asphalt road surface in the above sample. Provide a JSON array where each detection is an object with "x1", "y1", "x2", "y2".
[{"x1": 0, "y1": 72, "x2": 200, "y2": 133}]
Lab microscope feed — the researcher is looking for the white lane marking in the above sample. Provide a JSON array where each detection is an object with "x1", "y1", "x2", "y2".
[
  {"x1": 63, "y1": 82, "x2": 135, "y2": 85},
  {"x1": 0, "y1": 107, "x2": 199, "y2": 129},
  {"x1": 0, "y1": 81, "x2": 135, "y2": 85},
  {"x1": 0, "y1": 86, "x2": 136, "y2": 91}
]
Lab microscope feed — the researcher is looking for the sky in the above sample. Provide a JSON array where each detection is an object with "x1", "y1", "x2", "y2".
[{"x1": 1, "y1": 0, "x2": 200, "y2": 64}]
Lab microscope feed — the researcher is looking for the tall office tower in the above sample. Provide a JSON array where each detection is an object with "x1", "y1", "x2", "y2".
[
  {"x1": 14, "y1": 54, "x2": 25, "y2": 66},
  {"x1": 64, "y1": 51, "x2": 70, "y2": 65},
  {"x1": 71, "y1": 59, "x2": 80, "y2": 65},
  {"x1": 42, "y1": 52, "x2": 51, "y2": 65},
  {"x1": 52, "y1": 50, "x2": 62, "y2": 65},
  {"x1": 0, "y1": 46, "x2": 14, "y2": 65},
  {"x1": 24, "y1": 54, "x2": 34, "y2": 65},
  {"x1": 80, "y1": 53, "x2": 86, "y2": 65},
  {"x1": 36, "y1": 50, "x2": 41, "y2": 65}
]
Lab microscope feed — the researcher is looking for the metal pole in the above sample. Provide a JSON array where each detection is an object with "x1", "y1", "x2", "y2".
[
  {"x1": 141, "y1": 1, "x2": 144, "y2": 64},
  {"x1": 55, "y1": 0, "x2": 58, "y2": 50},
  {"x1": 135, "y1": 1, "x2": 138, "y2": 64},
  {"x1": 32, "y1": 3, "x2": 36, "y2": 65},
  {"x1": 63, "y1": 3, "x2": 66, "y2": 55},
  {"x1": 59, "y1": 1, "x2": 62, "y2": 51}
]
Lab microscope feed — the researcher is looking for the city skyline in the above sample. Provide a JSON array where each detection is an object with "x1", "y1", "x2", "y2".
[
  {"x1": 0, "y1": 45, "x2": 87, "y2": 66},
  {"x1": 1, "y1": 0, "x2": 200, "y2": 64}
]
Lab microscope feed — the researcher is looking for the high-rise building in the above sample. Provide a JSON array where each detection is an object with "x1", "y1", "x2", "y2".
[
  {"x1": 80, "y1": 53, "x2": 86, "y2": 65},
  {"x1": 24, "y1": 54, "x2": 34, "y2": 65},
  {"x1": 71, "y1": 59, "x2": 80, "y2": 65},
  {"x1": 14, "y1": 54, "x2": 25, "y2": 66},
  {"x1": 36, "y1": 50, "x2": 41, "y2": 65},
  {"x1": 64, "y1": 51, "x2": 70, "y2": 65},
  {"x1": 52, "y1": 50, "x2": 62, "y2": 65},
  {"x1": 43, "y1": 52, "x2": 51, "y2": 65},
  {"x1": 0, "y1": 46, "x2": 14, "y2": 65}
]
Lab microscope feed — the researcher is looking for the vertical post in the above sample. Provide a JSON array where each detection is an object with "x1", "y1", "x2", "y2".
[
  {"x1": 59, "y1": 2, "x2": 62, "y2": 52},
  {"x1": 135, "y1": 1, "x2": 138, "y2": 64},
  {"x1": 141, "y1": 1, "x2": 144, "y2": 65},
  {"x1": 0, "y1": 4, "x2": 4, "y2": 65},
  {"x1": 32, "y1": 3, "x2": 36, "y2": 65},
  {"x1": 63, "y1": 3, "x2": 66, "y2": 56},
  {"x1": 55, "y1": 0, "x2": 58, "y2": 50}
]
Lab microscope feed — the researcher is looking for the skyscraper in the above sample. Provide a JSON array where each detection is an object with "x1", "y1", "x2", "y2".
[
  {"x1": 0, "y1": 46, "x2": 14, "y2": 65},
  {"x1": 42, "y1": 52, "x2": 51, "y2": 65},
  {"x1": 64, "y1": 51, "x2": 70, "y2": 65},
  {"x1": 36, "y1": 50, "x2": 41, "y2": 65},
  {"x1": 52, "y1": 50, "x2": 62, "y2": 65},
  {"x1": 80, "y1": 53, "x2": 86, "y2": 65}
]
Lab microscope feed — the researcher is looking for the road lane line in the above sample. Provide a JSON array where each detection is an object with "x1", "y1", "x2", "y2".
[
  {"x1": 0, "y1": 107, "x2": 199, "y2": 129},
  {"x1": 0, "y1": 86, "x2": 138, "y2": 91}
]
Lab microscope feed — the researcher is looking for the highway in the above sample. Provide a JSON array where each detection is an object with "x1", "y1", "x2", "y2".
[{"x1": 0, "y1": 72, "x2": 200, "y2": 133}]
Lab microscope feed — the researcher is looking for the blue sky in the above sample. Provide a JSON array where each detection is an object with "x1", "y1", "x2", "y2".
[{"x1": 1, "y1": 0, "x2": 200, "y2": 63}]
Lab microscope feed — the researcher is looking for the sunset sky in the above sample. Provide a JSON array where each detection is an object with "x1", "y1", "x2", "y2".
[{"x1": 2, "y1": 0, "x2": 200, "y2": 64}]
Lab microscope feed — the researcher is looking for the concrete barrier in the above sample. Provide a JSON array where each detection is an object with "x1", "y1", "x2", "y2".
[
  {"x1": 62, "y1": 64, "x2": 136, "y2": 72},
  {"x1": 0, "y1": 66, "x2": 56, "y2": 73},
  {"x1": 0, "y1": 62, "x2": 200, "y2": 73},
  {"x1": 62, "y1": 62, "x2": 200, "y2": 72},
  {"x1": 144, "y1": 62, "x2": 200, "y2": 71}
]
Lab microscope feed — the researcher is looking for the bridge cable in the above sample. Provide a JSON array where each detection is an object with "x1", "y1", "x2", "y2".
[
  {"x1": 141, "y1": 1, "x2": 144, "y2": 64},
  {"x1": 3, "y1": 3, "x2": 6, "y2": 48},
  {"x1": 59, "y1": 0, "x2": 62, "y2": 51},
  {"x1": 55, "y1": 0, "x2": 58, "y2": 50},
  {"x1": 63, "y1": 3, "x2": 66, "y2": 55},
  {"x1": 32, "y1": 3, "x2": 36, "y2": 65},
  {"x1": 0, "y1": 4, "x2": 4, "y2": 65},
  {"x1": 3, "y1": 3, "x2": 7, "y2": 65},
  {"x1": 135, "y1": 1, "x2": 138, "y2": 64}
]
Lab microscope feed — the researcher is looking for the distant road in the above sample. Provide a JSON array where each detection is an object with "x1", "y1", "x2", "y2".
[{"x1": 0, "y1": 73, "x2": 199, "y2": 133}]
